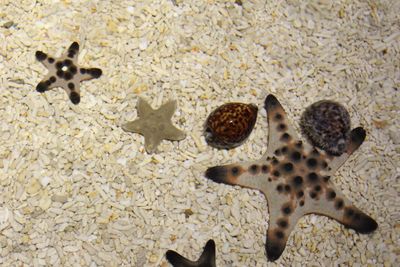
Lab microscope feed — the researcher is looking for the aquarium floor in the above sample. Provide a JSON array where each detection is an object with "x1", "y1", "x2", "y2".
[{"x1": 0, "y1": 0, "x2": 399, "y2": 266}]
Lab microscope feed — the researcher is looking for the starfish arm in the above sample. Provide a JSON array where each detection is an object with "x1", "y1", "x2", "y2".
[
  {"x1": 158, "y1": 100, "x2": 178, "y2": 120},
  {"x1": 263, "y1": 95, "x2": 304, "y2": 159},
  {"x1": 64, "y1": 42, "x2": 80, "y2": 61},
  {"x1": 166, "y1": 250, "x2": 197, "y2": 267},
  {"x1": 197, "y1": 240, "x2": 216, "y2": 267},
  {"x1": 264, "y1": 203, "x2": 302, "y2": 261},
  {"x1": 135, "y1": 97, "x2": 154, "y2": 117},
  {"x1": 326, "y1": 127, "x2": 366, "y2": 174},
  {"x1": 35, "y1": 50, "x2": 53, "y2": 69},
  {"x1": 166, "y1": 240, "x2": 216, "y2": 267},
  {"x1": 205, "y1": 160, "x2": 270, "y2": 191},
  {"x1": 122, "y1": 120, "x2": 144, "y2": 134},
  {"x1": 36, "y1": 73, "x2": 56, "y2": 93},
  {"x1": 144, "y1": 134, "x2": 162, "y2": 153},
  {"x1": 305, "y1": 184, "x2": 378, "y2": 234},
  {"x1": 163, "y1": 125, "x2": 186, "y2": 141},
  {"x1": 77, "y1": 67, "x2": 102, "y2": 82},
  {"x1": 65, "y1": 82, "x2": 81, "y2": 105}
]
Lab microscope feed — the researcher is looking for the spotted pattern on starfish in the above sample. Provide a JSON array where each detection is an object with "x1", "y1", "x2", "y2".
[
  {"x1": 35, "y1": 42, "x2": 102, "y2": 104},
  {"x1": 205, "y1": 95, "x2": 378, "y2": 261},
  {"x1": 166, "y1": 239, "x2": 216, "y2": 267}
]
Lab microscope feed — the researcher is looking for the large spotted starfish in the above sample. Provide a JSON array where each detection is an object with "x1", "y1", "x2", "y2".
[
  {"x1": 166, "y1": 239, "x2": 216, "y2": 267},
  {"x1": 35, "y1": 42, "x2": 102, "y2": 104},
  {"x1": 205, "y1": 95, "x2": 377, "y2": 261}
]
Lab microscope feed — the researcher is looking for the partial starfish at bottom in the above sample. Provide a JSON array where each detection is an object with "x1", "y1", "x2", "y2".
[
  {"x1": 166, "y1": 239, "x2": 216, "y2": 267},
  {"x1": 205, "y1": 95, "x2": 378, "y2": 261}
]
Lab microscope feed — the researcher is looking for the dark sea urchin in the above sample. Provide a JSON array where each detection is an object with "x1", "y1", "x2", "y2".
[{"x1": 300, "y1": 100, "x2": 351, "y2": 156}]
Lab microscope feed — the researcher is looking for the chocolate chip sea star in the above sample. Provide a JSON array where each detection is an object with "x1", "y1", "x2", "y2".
[
  {"x1": 205, "y1": 95, "x2": 378, "y2": 261},
  {"x1": 35, "y1": 42, "x2": 102, "y2": 104}
]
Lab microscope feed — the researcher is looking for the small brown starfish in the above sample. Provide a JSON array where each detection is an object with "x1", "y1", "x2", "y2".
[
  {"x1": 205, "y1": 95, "x2": 378, "y2": 261},
  {"x1": 35, "y1": 42, "x2": 102, "y2": 104},
  {"x1": 122, "y1": 98, "x2": 186, "y2": 153},
  {"x1": 166, "y1": 239, "x2": 216, "y2": 267}
]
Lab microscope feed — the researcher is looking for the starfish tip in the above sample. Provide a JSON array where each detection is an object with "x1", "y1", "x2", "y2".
[
  {"x1": 350, "y1": 127, "x2": 366, "y2": 144},
  {"x1": 363, "y1": 219, "x2": 378, "y2": 234},
  {"x1": 36, "y1": 82, "x2": 48, "y2": 92},
  {"x1": 165, "y1": 250, "x2": 181, "y2": 265},
  {"x1": 205, "y1": 239, "x2": 215, "y2": 248},
  {"x1": 70, "y1": 42, "x2": 79, "y2": 50},
  {"x1": 176, "y1": 133, "x2": 186, "y2": 141},
  {"x1": 265, "y1": 241, "x2": 284, "y2": 262},
  {"x1": 69, "y1": 92, "x2": 80, "y2": 104},
  {"x1": 89, "y1": 68, "x2": 102, "y2": 78},
  {"x1": 264, "y1": 94, "x2": 279, "y2": 110},
  {"x1": 35, "y1": 51, "x2": 47, "y2": 61},
  {"x1": 355, "y1": 214, "x2": 378, "y2": 234},
  {"x1": 205, "y1": 166, "x2": 227, "y2": 183},
  {"x1": 121, "y1": 123, "x2": 133, "y2": 132},
  {"x1": 145, "y1": 147, "x2": 156, "y2": 154}
]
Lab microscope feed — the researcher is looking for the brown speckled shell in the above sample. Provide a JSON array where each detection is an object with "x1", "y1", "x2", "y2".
[
  {"x1": 300, "y1": 100, "x2": 351, "y2": 156},
  {"x1": 204, "y1": 102, "x2": 258, "y2": 149}
]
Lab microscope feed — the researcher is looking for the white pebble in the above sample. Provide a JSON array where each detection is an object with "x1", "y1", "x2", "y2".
[
  {"x1": 64, "y1": 246, "x2": 80, "y2": 253},
  {"x1": 307, "y1": 19, "x2": 315, "y2": 29},
  {"x1": 389, "y1": 129, "x2": 400, "y2": 144},
  {"x1": 293, "y1": 19, "x2": 302, "y2": 28},
  {"x1": 126, "y1": 6, "x2": 135, "y2": 13},
  {"x1": 39, "y1": 176, "x2": 51, "y2": 187},
  {"x1": 38, "y1": 195, "x2": 52, "y2": 210},
  {"x1": 51, "y1": 195, "x2": 69, "y2": 203},
  {"x1": 139, "y1": 38, "x2": 148, "y2": 50},
  {"x1": 0, "y1": 207, "x2": 10, "y2": 230}
]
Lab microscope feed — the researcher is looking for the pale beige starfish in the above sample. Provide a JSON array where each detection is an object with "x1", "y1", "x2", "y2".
[
  {"x1": 205, "y1": 94, "x2": 378, "y2": 261},
  {"x1": 122, "y1": 98, "x2": 186, "y2": 153}
]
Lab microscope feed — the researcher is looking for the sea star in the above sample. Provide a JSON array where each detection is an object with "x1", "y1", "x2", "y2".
[
  {"x1": 205, "y1": 95, "x2": 378, "y2": 261},
  {"x1": 122, "y1": 98, "x2": 186, "y2": 153},
  {"x1": 166, "y1": 239, "x2": 216, "y2": 267},
  {"x1": 35, "y1": 42, "x2": 102, "y2": 104}
]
